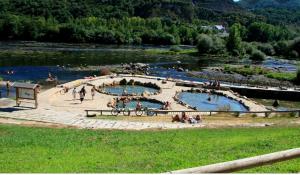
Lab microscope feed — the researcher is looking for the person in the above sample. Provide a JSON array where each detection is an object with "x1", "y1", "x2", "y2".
[
  {"x1": 91, "y1": 86, "x2": 96, "y2": 100},
  {"x1": 172, "y1": 114, "x2": 180, "y2": 122},
  {"x1": 195, "y1": 115, "x2": 202, "y2": 123},
  {"x1": 72, "y1": 88, "x2": 77, "y2": 100},
  {"x1": 80, "y1": 86, "x2": 86, "y2": 97},
  {"x1": 6, "y1": 81, "x2": 10, "y2": 97},
  {"x1": 217, "y1": 80, "x2": 221, "y2": 89},
  {"x1": 181, "y1": 112, "x2": 188, "y2": 123},
  {"x1": 136, "y1": 100, "x2": 142, "y2": 111},
  {"x1": 188, "y1": 116, "x2": 198, "y2": 124},
  {"x1": 273, "y1": 99, "x2": 279, "y2": 107},
  {"x1": 79, "y1": 91, "x2": 84, "y2": 103},
  {"x1": 48, "y1": 72, "x2": 53, "y2": 80}
]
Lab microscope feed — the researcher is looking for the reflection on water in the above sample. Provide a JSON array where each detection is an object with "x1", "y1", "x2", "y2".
[
  {"x1": 103, "y1": 85, "x2": 159, "y2": 96},
  {"x1": 178, "y1": 92, "x2": 248, "y2": 111}
]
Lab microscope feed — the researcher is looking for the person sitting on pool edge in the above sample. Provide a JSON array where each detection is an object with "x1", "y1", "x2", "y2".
[{"x1": 136, "y1": 100, "x2": 142, "y2": 111}]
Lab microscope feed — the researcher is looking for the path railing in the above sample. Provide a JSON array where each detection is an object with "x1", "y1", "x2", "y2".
[
  {"x1": 85, "y1": 109, "x2": 300, "y2": 117},
  {"x1": 167, "y1": 148, "x2": 300, "y2": 173}
]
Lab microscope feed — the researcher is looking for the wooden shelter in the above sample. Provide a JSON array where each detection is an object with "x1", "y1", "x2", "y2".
[{"x1": 12, "y1": 82, "x2": 39, "y2": 109}]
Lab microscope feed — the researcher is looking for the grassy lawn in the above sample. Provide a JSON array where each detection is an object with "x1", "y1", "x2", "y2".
[
  {"x1": 224, "y1": 65, "x2": 297, "y2": 81},
  {"x1": 0, "y1": 124, "x2": 300, "y2": 173}
]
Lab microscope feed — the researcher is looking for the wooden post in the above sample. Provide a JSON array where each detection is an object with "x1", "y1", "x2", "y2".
[
  {"x1": 34, "y1": 88, "x2": 38, "y2": 109},
  {"x1": 16, "y1": 88, "x2": 19, "y2": 106},
  {"x1": 168, "y1": 148, "x2": 300, "y2": 173},
  {"x1": 264, "y1": 112, "x2": 270, "y2": 118}
]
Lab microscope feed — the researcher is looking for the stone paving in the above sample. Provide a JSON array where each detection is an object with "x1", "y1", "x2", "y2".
[
  {"x1": 0, "y1": 75, "x2": 269, "y2": 130},
  {"x1": 0, "y1": 104, "x2": 204, "y2": 130}
]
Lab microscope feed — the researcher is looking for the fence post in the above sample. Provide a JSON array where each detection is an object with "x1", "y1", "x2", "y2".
[
  {"x1": 100, "y1": 110, "x2": 103, "y2": 116},
  {"x1": 264, "y1": 112, "x2": 270, "y2": 118},
  {"x1": 209, "y1": 111, "x2": 212, "y2": 116}
]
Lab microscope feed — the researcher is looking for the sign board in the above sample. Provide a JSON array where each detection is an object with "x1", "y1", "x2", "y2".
[
  {"x1": 12, "y1": 82, "x2": 39, "y2": 109},
  {"x1": 19, "y1": 88, "x2": 35, "y2": 100}
]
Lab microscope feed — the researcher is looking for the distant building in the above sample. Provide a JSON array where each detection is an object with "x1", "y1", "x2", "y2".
[
  {"x1": 213, "y1": 25, "x2": 226, "y2": 32},
  {"x1": 201, "y1": 25, "x2": 226, "y2": 32}
]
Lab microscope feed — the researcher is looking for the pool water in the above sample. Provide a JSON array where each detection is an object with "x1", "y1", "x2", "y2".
[
  {"x1": 103, "y1": 85, "x2": 159, "y2": 96},
  {"x1": 117, "y1": 100, "x2": 162, "y2": 109},
  {"x1": 178, "y1": 92, "x2": 248, "y2": 111}
]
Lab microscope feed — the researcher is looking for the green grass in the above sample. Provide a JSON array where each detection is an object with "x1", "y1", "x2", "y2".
[
  {"x1": 1, "y1": 124, "x2": 300, "y2": 173},
  {"x1": 145, "y1": 48, "x2": 197, "y2": 55},
  {"x1": 266, "y1": 72, "x2": 296, "y2": 81},
  {"x1": 224, "y1": 65, "x2": 297, "y2": 81}
]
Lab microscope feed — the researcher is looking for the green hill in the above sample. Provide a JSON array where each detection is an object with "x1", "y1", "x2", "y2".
[
  {"x1": 0, "y1": 0, "x2": 244, "y2": 22},
  {"x1": 238, "y1": 0, "x2": 300, "y2": 9}
]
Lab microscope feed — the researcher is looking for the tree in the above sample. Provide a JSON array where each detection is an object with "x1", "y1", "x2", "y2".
[
  {"x1": 197, "y1": 34, "x2": 213, "y2": 54},
  {"x1": 227, "y1": 23, "x2": 243, "y2": 56},
  {"x1": 249, "y1": 50, "x2": 266, "y2": 61}
]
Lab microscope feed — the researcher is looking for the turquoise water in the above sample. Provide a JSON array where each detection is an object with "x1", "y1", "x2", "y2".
[
  {"x1": 124, "y1": 100, "x2": 162, "y2": 109},
  {"x1": 103, "y1": 85, "x2": 159, "y2": 96},
  {"x1": 178, "y1": 92, "x2": 248, "y2": 112}
]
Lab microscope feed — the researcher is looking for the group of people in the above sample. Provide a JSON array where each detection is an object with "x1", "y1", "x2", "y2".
[
  {"x1": 162, "y1": 101, "x2": 171, "y2": 110},
  {"x1": 204, "y1": 80, "x2": 221, "y2": 89},
  {"x1": 172, "y1": 112, "x2": 202, "y2": 124},
  {"x1": 72, "y1": 86, "x2": 96, "y2": 103}
]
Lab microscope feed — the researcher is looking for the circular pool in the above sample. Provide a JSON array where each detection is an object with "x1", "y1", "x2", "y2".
[
  {"x1": 178, "y1": 92, "x2": 248, "y2": 112},
  {"x1": 103, "y1": 85, "x2": 159, "y2": 96},
  {"x1": 116, "y1": 99, "x2": 163, "y2": 109}
]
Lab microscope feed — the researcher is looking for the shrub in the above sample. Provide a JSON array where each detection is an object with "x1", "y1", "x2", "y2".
[
  {"x1": 273, "y1": 40, "x2": 289, "y2": 56},
  {"x1": 289, "y1": 50, "x2": 299, "y2": 58},
  {"x1": 296, "y1": 68, "x2": 300, "y2": 84},
  {"x1": 99, "y1": 68, "x2": 111, "y2": 76},
  {"x1": 128, "y1": 79, "x2": 135, "y2": 85},
  {"x1": 197, "y1": 34, "x2": 213, "y2": 54},
  {"x1": 256, "y1": 43, "x2": 275, "y2": 56},
  {"x1": 170, "y1": 46, "x2": 182, "y2": 52},
  {"x1": 249, "y1": 50, "x2": 266, "y2": 61},
  {"x1": 243, "y1": 42, "x2": 255, "y2": 55},
  {"x1": 119, "y1": 79, "x2": 127, "y2": 85},
  {"x1": 290, "y1": 37, "x2": 300, "y2": 57}
]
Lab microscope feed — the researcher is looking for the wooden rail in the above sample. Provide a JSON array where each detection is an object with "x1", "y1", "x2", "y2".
[
  {"x1": 167, "y1": 148, "x2": 300, "y2": 173},
  {"x1": 85, "y1": 109, "x2": 300, "y2": 117}
]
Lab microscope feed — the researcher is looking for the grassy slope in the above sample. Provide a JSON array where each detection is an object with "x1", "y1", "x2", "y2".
[{"x1": 0, "y1": 124, "x2": 300, "y2": 173}]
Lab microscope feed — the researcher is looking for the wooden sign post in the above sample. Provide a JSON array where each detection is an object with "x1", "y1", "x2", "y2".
[{"x1": 12, "y1": 83, "x2": 39, "y2": 109}]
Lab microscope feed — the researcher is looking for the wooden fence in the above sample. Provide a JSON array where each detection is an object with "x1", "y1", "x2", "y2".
[{"x1": 167, "y1": 148, "x2": 300, "y2": 173}]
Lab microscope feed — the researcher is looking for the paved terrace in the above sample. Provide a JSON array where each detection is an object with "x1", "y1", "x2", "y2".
[{"x1": 0, "y1": 75, "x2": 269, "y2": 130}]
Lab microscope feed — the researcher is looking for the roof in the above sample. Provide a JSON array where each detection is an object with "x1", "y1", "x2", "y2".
[
  {"x1": 214, "y1": 25, "x2": 225, "y2": 30},
  {"x1": 12, "y1": 82, "x2": 39, "y2": 89}
]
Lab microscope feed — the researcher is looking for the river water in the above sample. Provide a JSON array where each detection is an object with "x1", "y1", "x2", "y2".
[{"x1": 0, "y1": 41, "x2": 298, "y2": 84}]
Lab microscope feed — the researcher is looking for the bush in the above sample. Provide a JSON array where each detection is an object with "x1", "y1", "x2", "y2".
[
  {"x1": 289, "y1": 50, "x2": 299, "y2": 58},
  {"x1": 243, "y1": 42, "x2": 256, "y2": 55},
  {"x1": 119, "y1": 79, "x2": 127, "y2": 85},
  {"x1": 296, "y1": 68, "x2": 300, "y2": 84},
  {"x1": 170, "y1": 46, "x2": 182, "y2": 52},
  {"x1": 273, "y1": 40, "x2": 289, "y2": 56},
  {"x1": 99, "y1": 68, "x2": 111, "y2": 76},
  {"x1": 256, "y1": 43, "x2": 275, "y2": 56},
  {"x1": 197, "y1": 34, "x2": 213, "y2": 54},
  {"x1": 249, "y1": 50, "x2": 266, "y2": 61},
  {"x1": 290, "y1": 37, "x2": 300, "y2": 57}
]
